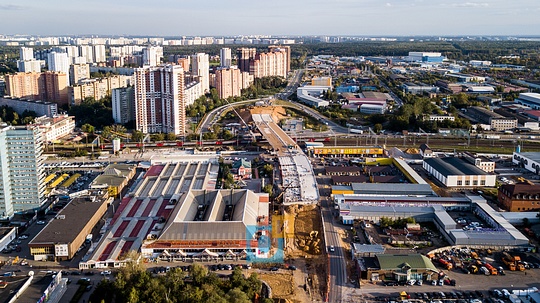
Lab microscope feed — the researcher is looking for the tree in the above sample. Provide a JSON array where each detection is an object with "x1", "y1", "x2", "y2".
[
  {"x1": 224, "y1": 288, "x2": 251, "y2": 303},
  {"x1": 81, "y1": 123, "x2": 95, "y2": 134},
  {"x1": 131, "y1": 130, "x2": 144, "y2": 143},
  {"x1": 166, "y1": 132, "x2": 177, "y2": 141},
  {"x1": 373, "y1": 123, "x2": 383, "y2": 134},
  {"x1": 150, "y1": 133, "x2": 165, "y2": 142},
  {"x1": 262, "y1": 184, "x2": 273, "y2": 195}
]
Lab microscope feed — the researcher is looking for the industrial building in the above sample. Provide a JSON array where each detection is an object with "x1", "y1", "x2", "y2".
[
  {"x1": 296, "y1": 85, "x2": 330, "y2": 107},
  {"x1": 364, "y1": 254, "x2": 439, "y2": 282},
  {"x1": 464, "y1": 106, "x2": 517, "y2": 131},
  {"x1": 512, "y1": 152, "x2": 540, "y2": 175},
  {"x1": 90, "y1": 163, "x2": 137, "y2": 197},
  {"x1": 80, "y1": 160, "x2": 220, "y2": 268},
  {"x1": 141, "y1": 189, "x2": 270, "y2": 260},
  {"x1": 29, "y1": 193, "x2": 110, "y2": 261},
  {"x1": 423, "y1": 157, "x2": 496, "y2": 188},
  {"x1": 337, "y1": 197, "x2": 529, "y2": 249},
  {"x1": 515, "y1": 93, "x2": 540, "y2": 110}
]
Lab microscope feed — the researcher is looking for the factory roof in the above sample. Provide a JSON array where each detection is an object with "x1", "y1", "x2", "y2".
[
  {"x1": 30, "y1": 196, "x2": 107, "y2": 245},
  {"x1": 424, "y1": 157, "x2": 488, "y2": 177}
]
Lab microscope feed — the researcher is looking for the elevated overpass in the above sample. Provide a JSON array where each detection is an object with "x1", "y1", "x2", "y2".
[{"x1": 252, "y1": 113, "x2": 319, "y2": 204}]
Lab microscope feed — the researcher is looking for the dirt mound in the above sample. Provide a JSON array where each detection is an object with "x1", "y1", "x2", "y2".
[{"x1": 259, "y1": 272, "x2": 295, "y2": 298}]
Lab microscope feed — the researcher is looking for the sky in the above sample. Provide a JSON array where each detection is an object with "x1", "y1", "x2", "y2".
[{"x1": 1, "y1": 0, "x2": 539, "y2": 36}]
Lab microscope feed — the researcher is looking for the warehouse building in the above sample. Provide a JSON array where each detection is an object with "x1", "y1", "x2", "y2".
[
  {"x1": 29, "y1": 192, "x2": 110, "y2": 261},
  {"x1": 80, "y1": 160, "x2": 221, "y2": 268},
  {"x1": 512, "y1": 152, "x2": 540, "y2": 175},
  {"x1": 141, "y1": 189, "x2": 270, "y2": 261},
  {"x1": 423, "y1": 157, "x2": 496, "y2": 188}
]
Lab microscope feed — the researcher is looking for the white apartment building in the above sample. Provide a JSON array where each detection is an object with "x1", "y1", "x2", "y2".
[
  {"x1": 0, "y1": 124, "x2": 46, "y2": 218},
  {"x1": 184, "y1": 81, "x2": 203, "y2": 106},
  {"x1": 142, "y1": 46, "x2": 163, "y2": 67},
  {"x1": 93, "y1": 45, "x2": 106, "y2": 63},
  {"x1": 192, "y1": 53, "x2": 209, "y2": 93},
  {"x1": 34, "y1": 114, "x2": 75, "y2": 143},
  {"x1": 220, "y1": 48, "x2": 232, "y2": 68},
  {"x1": 47, "y1": 52, "x2": 70, "y2": 76}
]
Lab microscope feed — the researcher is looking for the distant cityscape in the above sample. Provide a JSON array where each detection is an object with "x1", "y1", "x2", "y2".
[{"x1": 2, "y1": 32, "x2": 540, "y2": 303}]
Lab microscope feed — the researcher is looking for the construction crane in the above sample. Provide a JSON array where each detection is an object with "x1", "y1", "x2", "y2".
[{"x1": 419, "y1": 127, "x2": 429, "y2": 145}]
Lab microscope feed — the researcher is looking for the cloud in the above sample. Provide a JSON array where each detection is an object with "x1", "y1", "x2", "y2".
[
  {"x1": 385, "y1": 3, "x2": 392, "y2": 7},
  {"x1": 451, "y1": 2, "x2": 489, "y2": 7},
  {"x1": 0, "y1": 4, "x2": 23, "y2": 10}
]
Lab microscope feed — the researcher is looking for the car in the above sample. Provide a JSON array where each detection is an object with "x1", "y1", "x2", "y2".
[
  {"x1": 19, "y1": 260, "x2": 28, "y2": 266},
  {"x1": 493, "y1": 289, "x2": 503, "y2": 298},
  {"x1": 85, "y1": 285, "x2": 93, "y2": 291},
  {"x1": 84, "y1": 271, "x2": 95, "y2": 276},
  {"x1": 71, "y1": 271, "x2": 81, "y2": 275},
  {"x1": 288, "y1": 265, "x2": 297, "y2": 270},
  {"x1": 407, "y1": 279, "x2": 416, "y2": 285},
  {"x1": 475, "y1": 290, "x2": 484, "y2": 298},
  {"x1": 100, "y1": 270, "x2": 111, "y2": 276},
  {"x1": 384, "y1": 281, "x2": 398, "y2": 286},
  {"x1": 431, "y1": 280, "x2": 437, "y2": 285},
  {"x1": 438, "y1": 279, "x2": 444, "y2": 286},
  {"x1": 269, "y1": 267, "x2": 279, "y2": 271},
  {"x1": 18, "y1": 235, "x2": 28, "y2": 240},
  {"x1": 36, "y1": 220, "x2": 46, "y2": 225},
  {"x1": 329, "y1": 246, "x2": 335, "y2": 252},
  {"x1": 416, "y1": 280, "x2": 423, "y2": 286}
]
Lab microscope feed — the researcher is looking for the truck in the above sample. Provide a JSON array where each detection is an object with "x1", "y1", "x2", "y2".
[
  {"x1": 502, "y1": 252, "x2": 517, "y2": 271},
  {"x1": 484, "y1": 262, "x2": 498, "y2": 275},
  {"x1": 438, "y1": 258, "x2": 453, "y2": 270},
  {"x1": 502, "y1": 252, "x2": 525, "y2": 271}
]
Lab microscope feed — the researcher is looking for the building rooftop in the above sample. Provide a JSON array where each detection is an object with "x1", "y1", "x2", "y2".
[
  {"x1": 351, "y1": 243, "x2": 385, "y2": 255},
  {"x1": 376, "y1": 254, "x2": 438, "y2": 272},
  {"x1": 30, "y1": 196, "x2": 107, "y2": 245},
  {"x1": 91, "y1": 163, "x2": 136, "y2": 188},
  {"x1": 424, "y1": 157, "x2": 489, "y2": 177},
  {"x1": 514, "y1": 152, "x2": 540, "y2": 163},
  {"x1": 158, "y1": 189, "x2": 266, "y2": 241},
  {"x1": 500, "y1": 183, "x2": 540, "y2": 197},
  {"x1": 350, "y1": 183, "x2": 435, "y2": 196}
]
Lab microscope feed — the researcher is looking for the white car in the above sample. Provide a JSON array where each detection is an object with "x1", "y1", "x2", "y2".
[
  {"x1": 329, "y1": 246, "x2": 335, "y2": 252},
  {"x1": 36, "y1": 220, "x2": 46, "y2": 225},
  {"x1": 100, "y1": 270, "x2": 111, "y2": 276}
]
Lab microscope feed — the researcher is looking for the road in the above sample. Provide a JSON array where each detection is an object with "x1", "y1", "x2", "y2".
[
  {"x1": 196, "y1": 98, "x2": 264, "y2": 134},
  {"x1": 321, "y1": 197, "x2": 347, "y2": 303}
]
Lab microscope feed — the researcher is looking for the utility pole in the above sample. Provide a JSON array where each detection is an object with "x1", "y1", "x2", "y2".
[{"x1": 419, "y1": 127, "x2": 429, "y2": 145}]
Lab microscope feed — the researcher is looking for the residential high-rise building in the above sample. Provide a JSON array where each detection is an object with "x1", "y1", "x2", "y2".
[
  {"x1": 0, "y1": 124, "x2": 45, "y2": 218},
  {"x1": 215, "y1": 67, "x2": 253, "y2": 99},
  {"x1": 177, "y1": 58, "x2": 190, "y2": 71},
  {"x1": 237, "y1": 48, "x2": 256, "y2": 73},
  {"x1": 20, "y1": 47, "x2": 34, "y2": 61},
  {"x1": 17, "y1": 60, "x2": 42, "y2": 73},
  {"x1": 250, "y1": 47, "x2": 288, "y2": 78},
  {"x1": 112, "y1": 86, "x2": 135, "y2": 125},
  {"x1": 18, "y1": 47, "x2": 43, "y2": 73},
  {"x1": 93, "y1": 45, "x2": 106, "y2": 63},
  {"x1": 79, "y1": 45, "x2": 94, "y2": 64},
  {"x1": 5, "y1": 72, "x2": 41, "y2": 100},
  {"x1": 40, "y1": 71, "x2": 69, "y2": 106},
  {"x1": 269, "y1": 45, "x2": 291, "y2": 73},
  {"x1": 69, "y1": 63, "x2": 90, "y2": 85},
  {"x1": 220, "y1": 48, "x2": 232, "y2": 68},
  {"x1": 142, "y1": 46, "x2": 163, "y2": 66},
  {"x1": 191, "y1": 53, "x2": 209, "y2": 93},
  {"x1": 68, "y1": 75, "x2": 130, "y2": 105},
  {"x1": 47, "y1": 52, "x2": 70, "y2": 76},
  {"x1": 134, "y1": 65, "x2": 186, "y2": 135}
]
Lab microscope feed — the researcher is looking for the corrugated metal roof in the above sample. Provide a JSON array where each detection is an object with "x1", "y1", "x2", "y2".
[{"x1": 424, "y1": 157, "x2": 488, "y2": 177}]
